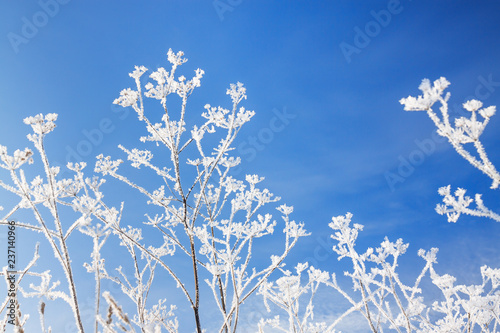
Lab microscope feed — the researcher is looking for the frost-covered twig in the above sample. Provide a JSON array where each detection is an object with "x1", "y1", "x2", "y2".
[
  {"x1": 400, "y1": 77, "x2": 499, "y2": 223},
  {"x1": 435, "y1": 185, "x2": 500, "y2": 223}
]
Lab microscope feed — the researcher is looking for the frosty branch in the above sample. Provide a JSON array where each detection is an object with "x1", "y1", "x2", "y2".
[{"x1": 400, "y1": 77, "x2": 500, "y2": 223}]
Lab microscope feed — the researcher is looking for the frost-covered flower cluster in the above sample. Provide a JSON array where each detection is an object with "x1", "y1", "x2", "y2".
[
  {"x1": 400, "y1": 77, "x2": 451, "y2": 112},
  {"x1": 0, "y1": 146, "x2": 33, "y2": 170}
]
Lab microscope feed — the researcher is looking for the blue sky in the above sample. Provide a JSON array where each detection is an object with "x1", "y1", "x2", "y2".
[{"x1": 1, "y1": 1, "x2": 500, "y2": 331}]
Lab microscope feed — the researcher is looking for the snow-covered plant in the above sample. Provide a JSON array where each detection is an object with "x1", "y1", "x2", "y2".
[
  {"x1": 1, "y1": 51, "x2": 498, "y2": 333},
  {"x1": 400, "y1": 77, "x2": 500, "y2": 223},
  {"x1": 259, "y1": 212, "x2": 500, "y2": 332},
  {"x1": 97, "y1": 49, "x2": 308, "y2": 333},
  {"x1": 0, "y1": 50, "x2": 307, "y2": 332}
]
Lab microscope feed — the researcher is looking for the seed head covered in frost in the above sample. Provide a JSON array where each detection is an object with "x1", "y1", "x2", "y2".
[
  {"x1": 227, "y1": 82, "x2": 246, "y2": 105},
  {"x1": 276, "y1": 204, "x2": 293, "y2": 215},
  {"x1": 418, "y1": 247, "x2": 439, "y2": 264},
  {"x1": 23, "y1": 113, "x2": 58, "y2": 135},
  {"x1": 114, "y1": 88, "x2": 139, "y2": 107},
  {"x1": 167, "y1": 48, "x2": 187, "y2": 66},
  {"x1": 479, "y1": 105, "x2": 496, "y2": 118},
  {"x1": 246, "y1": 174, "x2": 264, "y2": 185},
  {"x1": 129, "y1": 65, "x2": 148, "y2": 80},
  {"x1": 399, "y1": 77, "x2": 450, "y2": 111},
  {"x1": 176, "y1": 68, "x2": 204, "y2": 99},
  {"x1": 145, "y1": 67, "x2": 179, "y2": 101},
  {"x1": 95, "y1": 154, "x2": 122, "y2": 175},
  {"x1": 463, "y1": 99, "x2": 483, "y2": 112},
  {"x1": 0, "y1": 146, "x2": 33, "y2": 170}
]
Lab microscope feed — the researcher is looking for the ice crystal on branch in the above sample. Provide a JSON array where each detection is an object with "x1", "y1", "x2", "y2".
[{"x1": 114, "y1": 88, "x2": 140, "y2": 108}]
